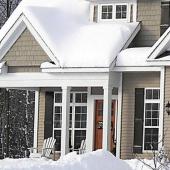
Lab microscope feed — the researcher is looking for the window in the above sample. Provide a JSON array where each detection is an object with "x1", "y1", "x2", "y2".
[
  {"x1": 116, "y1": 5, "x2": 127, "y2": 19},
  {"x1": 70, "y1": 92, "x2": 87, "y2": 150},
  {"x1": 143, "y1": 89, "x2": 160, "y2": 151},
  {"x1": 53, "y1": 92, "x2": 87, "y2": 151},
  {"x1": 53, "y1": 92, "x2": 62, "y2": 151},
  {"x1": 101, "y1": 5, "x2": 113, "y2": 19}
]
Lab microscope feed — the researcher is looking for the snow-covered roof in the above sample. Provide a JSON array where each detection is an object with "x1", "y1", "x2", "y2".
[
  {"x1": 0, "y1": 0, "x2": 139, "y2": 68},
  {"x1": 116, "y1": 47, "x2": 151, "y2": 66}
]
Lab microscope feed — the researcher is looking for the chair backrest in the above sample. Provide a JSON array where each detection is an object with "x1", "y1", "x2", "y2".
[
  {"x1": 80, "y1": 140, "x2": 85, "y2": 150},
  {"x1": 79, "y1": 139, "x2": 86, "y2": 154},
  {"x1": 42, "y1": 137, "x2": 56, "y2": 158}
]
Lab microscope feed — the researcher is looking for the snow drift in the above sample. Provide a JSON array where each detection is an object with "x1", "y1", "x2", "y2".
[{"x1": 0, "y1": 150, "x2": 132, "y2": 170}]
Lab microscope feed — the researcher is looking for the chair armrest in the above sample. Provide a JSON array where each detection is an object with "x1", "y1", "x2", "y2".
[{"x1": 28, "y1": 147, "x2": 38, "y2": 153}]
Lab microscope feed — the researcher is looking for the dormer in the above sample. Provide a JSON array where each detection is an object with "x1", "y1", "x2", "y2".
[{"x1": 90, "y1": 0, "x2": 137, "y2": 23}]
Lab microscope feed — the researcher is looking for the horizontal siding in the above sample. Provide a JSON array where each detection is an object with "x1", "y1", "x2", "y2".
[
  {"x1": 134, "y1": 0, "x2": 161, "y2": 47},
  {"x1": 8, "y1": 66, "x2": 41, "y2": 73},
  {"x1": 2, "y1": 28, "x2": 50, "y2": 72},
  {"x1": 121, "y1": 72, "x2": 160, "y2": 159}
]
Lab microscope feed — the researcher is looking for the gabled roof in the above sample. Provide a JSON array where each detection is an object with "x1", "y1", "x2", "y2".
[
  {"x1": 147, "y1": 27, "x2": 170, "y2": 61},
  {"x1": 0, "y1": 0, "x2": 140, "y2": 68}
]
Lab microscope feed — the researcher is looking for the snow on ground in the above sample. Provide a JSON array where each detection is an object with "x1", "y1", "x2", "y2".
[
  {"x1": 0, "y1": 150, "x2": 131, "y2": 170},
  {"x1": 1, "y1": 149, "x2": 169, "y2": 170}
]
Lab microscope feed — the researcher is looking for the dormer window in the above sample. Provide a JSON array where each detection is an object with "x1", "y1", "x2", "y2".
[
  {"x1": 91, "y1": 1, "x2": 137, "y2": 23},
  {"x1": 101, "y1": 5, "x2": 113, "y2": 19},
  {"x1": 116, "y1": 5, "x2": 127, "y2": 19},
  {"x1": 98, "y1": 3, "x2": 129, "y2": 22}
]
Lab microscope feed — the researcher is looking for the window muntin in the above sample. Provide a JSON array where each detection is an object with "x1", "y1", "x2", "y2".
[
  {"x1": 116, "y1": 5, "x2": 127, "y2": 19},
  {"x1": 101, "y1": 5, "x2": 113, "y2": 19},
  {"x1": 53, "y1": 92, "x2": 62, "y2": 151},
  {"x1": 53, "y1": 92, "x2": 87, "y2": 151},
  {"x1": 143, "y1": 89, "x2": 160, "y2": 151}
]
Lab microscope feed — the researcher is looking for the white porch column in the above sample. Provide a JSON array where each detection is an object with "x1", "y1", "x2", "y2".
[
  {"x1": 102, "y1": 86, "x2": 112, "y2": 150},
  {"x1": 116, "y1": 73, "x2": 122, "y2": 158},
  {"x1": 86, "y1": 87, "x2": 94, "y2": 152},
  {"x1": 159, "y1": 67, "x2": 165, "y2": 150},
  {"x1": 61, "y1": 86, "x2": 70, "y2": 156},
  {"x1": 33, "y1": 90, "x2": 39, "y2": 152}
]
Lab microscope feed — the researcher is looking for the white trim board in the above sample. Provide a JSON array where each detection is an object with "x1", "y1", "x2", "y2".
[
  {"x1": 112, "y1": 66, "x2": 161, "y2": 72},
  {"x1": 0, "y1": 72, "x2": 112, "y2": 88},
  {"x1": 41, "y1": 67, "x2": 110, "y2": 73}
]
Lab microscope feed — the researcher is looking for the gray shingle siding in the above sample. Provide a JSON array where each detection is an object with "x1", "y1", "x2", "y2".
[{"x1": 134, "y1": 0, "x2": 161, "y2": 47}]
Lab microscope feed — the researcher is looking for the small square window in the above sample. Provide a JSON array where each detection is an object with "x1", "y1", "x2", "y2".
[
  {"x1": 55, "y1": 106, "x2": 62, "y2": 113},
  {"x1": 153, "y1": 89, "x2": 160, "y2": 99},
  {"x1": 101, "y1": 5, "x2": 113, "y2": 19},
  {"x1": 55, "y1": 93, "x2": 62, "y2": 103},
  {"x1": 116, "y1": 5, "x2": 127, "y2": 19},
  {"x1": 146, "y1": 90, "x2": 152, "y2": 99}
]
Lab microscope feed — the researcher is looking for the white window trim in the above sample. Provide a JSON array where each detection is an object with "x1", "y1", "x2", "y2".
[
  {"x1": 99, "y1": 4, "x2": 114, "y2": 21},
  {"x1": 143, "y1": 88, "x2": 160, "y2": 153},
  {"x1": 98, "y1": 3, "x2": 130, "y2": 22},
  {"x1": 114, "y1": 3, "x2": 129, "y2": 22},
  {"x1": 53, "y1": 91, "x2": 88, "y2": 152}
]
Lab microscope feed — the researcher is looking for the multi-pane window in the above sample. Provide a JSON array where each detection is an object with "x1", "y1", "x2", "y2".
[
  {"x1": 144, "y1": 89, "x2": 160, "y2": 151},
  {"x1": 53, "y1": 92, "x2": 62, "y2": 151},
  {"x1": 101, "y1": 5, "x2": 113, "y2": 19},
  {"x1": 70, "y1": 92, "x2": 87, "y2": 150},
  {"x1": 116, "y1": 5, "x2": 127, "y2": 19},
  {"x1": 53, "y1": 92, "x2": 87, "y2": 152}
]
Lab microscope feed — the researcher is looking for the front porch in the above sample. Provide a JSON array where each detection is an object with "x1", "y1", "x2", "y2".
[{"x1": 0, "y1": 71, "x2": 122, "y2": 157}]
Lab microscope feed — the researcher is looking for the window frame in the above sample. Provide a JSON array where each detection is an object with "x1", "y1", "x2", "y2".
[
  {"x1": 99, "y1": 3, "x2": 129, "y2": 22},
  {"x1": 115, "y1": 3, "x2": 128, "y2": 21},
  {"x1": 143, "y1": 88, "x2": 160, "y2": 152},
  {"x1": 100, "y1": 4, "x2": 114, "y2": 21},
  {"x1": 53, "y1": 91, "x2": 87, "y2": 152}
]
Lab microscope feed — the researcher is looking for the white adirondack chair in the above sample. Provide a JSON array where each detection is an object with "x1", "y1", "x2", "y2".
[
  {"x1": 29, "y1": 137, "x2": 56, "y2": 159},
  {"x1": 78, "y1": 139, "x2": 86, "y2": 154}
]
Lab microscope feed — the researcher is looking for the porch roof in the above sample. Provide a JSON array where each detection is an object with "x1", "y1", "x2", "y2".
[{"x1": 0, "y1": 0, "x2": 139, "y2": 69}]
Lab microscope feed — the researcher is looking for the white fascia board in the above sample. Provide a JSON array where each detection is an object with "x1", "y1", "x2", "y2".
[
  {"x1": 112, "y1": 66, "x2": 161, "y2": 72},
  {"x1": 22, "y1": 15, "x2": 60, "y2": 66},
  {"x1": 0, "y1": 16, "x2": 26, "y2": 61},
  {"x1": 41, "y1": 67, "x2": 110, "y2": 73},
  {"x1": 94, "y1": 0, "x2": 137, "y2": 4},
  {"x1": 0, "y1": 72, "x2": 110, "y2": 88},
  {"x1": 147, "y1": 60, "x2": 170, "y2": 66}
]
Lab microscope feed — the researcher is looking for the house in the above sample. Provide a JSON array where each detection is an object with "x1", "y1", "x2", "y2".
[{"x1": 0, "y1": 0, "x2": 170, "y2": 160}]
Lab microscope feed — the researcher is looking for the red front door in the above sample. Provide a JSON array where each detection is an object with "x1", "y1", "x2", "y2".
[{"x1": 95, "y1": 100, "x2": 116, "y2": 153}]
